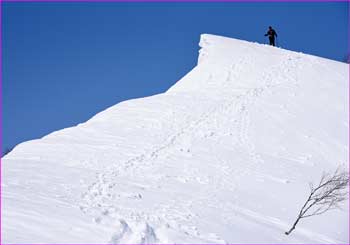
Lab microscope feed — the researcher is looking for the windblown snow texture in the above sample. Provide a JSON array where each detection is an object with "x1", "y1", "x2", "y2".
[{"x1": 3, "y1": 34, "x2": 349, "y2": 243}]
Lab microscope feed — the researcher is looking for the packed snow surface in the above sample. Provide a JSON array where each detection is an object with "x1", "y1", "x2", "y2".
[{"x1": 3, "y1": 34, "x2": 349, "y2": 243}]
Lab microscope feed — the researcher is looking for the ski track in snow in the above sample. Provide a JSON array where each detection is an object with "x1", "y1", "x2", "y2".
[{"x1": 78, "y1": 53, "x2": 324, "y2": 244}]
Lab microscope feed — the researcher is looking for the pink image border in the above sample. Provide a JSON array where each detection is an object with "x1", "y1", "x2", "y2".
[{"x1": 0, "y1": 0, "x2": 348, "y2": 244}]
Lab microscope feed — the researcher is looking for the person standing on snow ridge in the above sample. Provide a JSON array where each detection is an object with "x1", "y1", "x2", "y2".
[{"x1": 265, "y1": 26, "x2": 278, "y2": 46}]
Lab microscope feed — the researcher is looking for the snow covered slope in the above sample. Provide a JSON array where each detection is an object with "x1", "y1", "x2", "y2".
[{"x1": 3, "y1": 34, "x2": 349, "y2": 243}]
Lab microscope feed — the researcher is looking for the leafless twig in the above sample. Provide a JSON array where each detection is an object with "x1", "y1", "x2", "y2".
[{"x1": 285, "y1": 167, "x2": 349, "y2": 235}]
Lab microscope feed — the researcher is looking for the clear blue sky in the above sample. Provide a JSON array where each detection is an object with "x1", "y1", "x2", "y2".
[{"x1": 2, "y1": 2, "x2": 349, "y2": 152}]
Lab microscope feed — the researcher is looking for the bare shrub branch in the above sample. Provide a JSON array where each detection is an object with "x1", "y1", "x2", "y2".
[{"x1": 285, "y1": 167, "x2": 349, "y2": 235}]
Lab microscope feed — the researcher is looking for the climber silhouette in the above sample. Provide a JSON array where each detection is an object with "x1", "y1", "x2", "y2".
[{"x1": 265, "y1": 26, "x2": 278, "y2": 46}]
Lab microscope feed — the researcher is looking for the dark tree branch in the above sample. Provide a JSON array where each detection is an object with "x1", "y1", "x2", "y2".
[{"x1": 285, "y1": 166, "x2": 349, "y2": 235}]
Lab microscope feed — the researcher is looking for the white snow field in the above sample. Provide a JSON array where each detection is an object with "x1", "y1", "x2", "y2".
[{"x1": 2, "y1": 34, "x2": 349, "y2": 244}]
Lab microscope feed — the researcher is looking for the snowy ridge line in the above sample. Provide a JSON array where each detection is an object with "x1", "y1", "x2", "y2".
[{"x1": 198, "y1": 33, "x2": 347, "y2": 66}]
